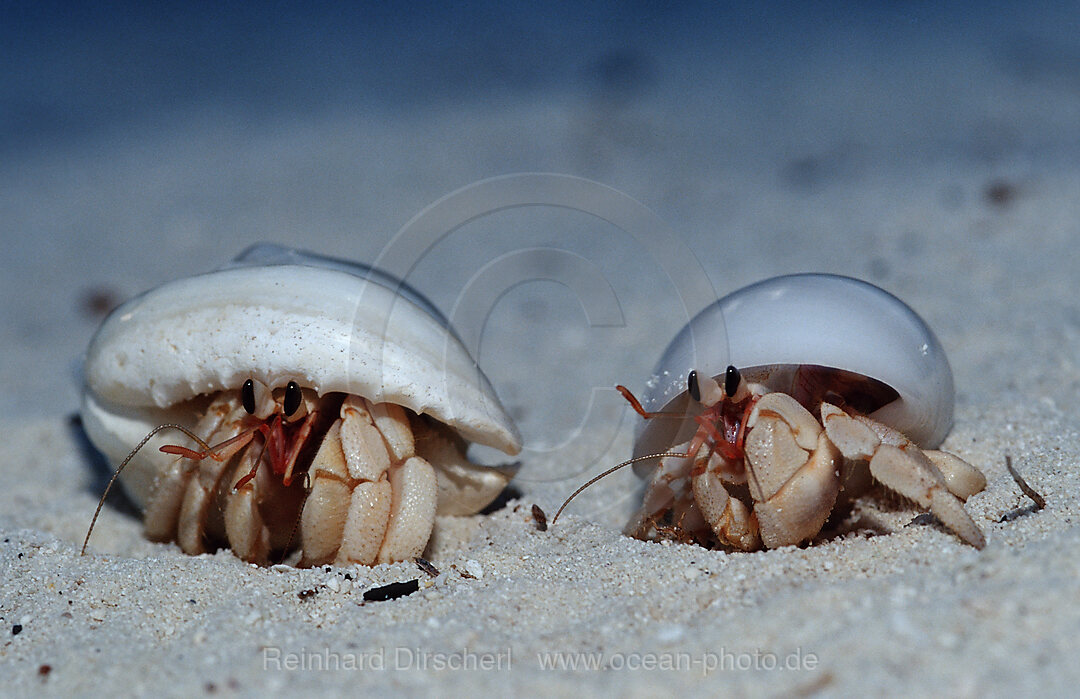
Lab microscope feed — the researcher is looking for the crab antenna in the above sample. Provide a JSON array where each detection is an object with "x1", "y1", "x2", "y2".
[
  {"x1": 551, "y1": 451, "x2": 690, "y2": 525},
  {"x1": 81, "y1": 424, "x2": 213, "y2": 556},
  {"x1": 616, "y1": 385, "x2": 684, "y2": 420}
]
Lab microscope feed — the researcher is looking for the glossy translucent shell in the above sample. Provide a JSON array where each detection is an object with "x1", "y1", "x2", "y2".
[
  {"x1": 82, "y1": 246, "x2": 521, "y2": 455},
  {"x1": 634, "y1": 274, "x2": 954, "y2": 462}
]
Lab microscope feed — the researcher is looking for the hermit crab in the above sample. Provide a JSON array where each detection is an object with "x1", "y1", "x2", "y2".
[
  {"x1": 80, "y1": 244, "x2": 522, "y2": 566},
  {"x1": 558, "y1": 274, "x2": 987, "y2": 550}
]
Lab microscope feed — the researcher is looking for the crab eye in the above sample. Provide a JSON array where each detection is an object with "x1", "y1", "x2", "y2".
[
  {"x1": 724, "y1": 365, "x2": 741, "y2": 397},
  {"x1": 687, "y1": 370, "x2": 701, "y2": 403},
  {"x1": 283, "y1": 381, "x2": 303, "y2": 417},
  {"x1": 241, "y1": 379, "x2": 256, "y2": 415}
]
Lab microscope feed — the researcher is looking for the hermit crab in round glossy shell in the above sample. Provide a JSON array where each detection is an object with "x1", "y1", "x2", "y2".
[
  {"x1": 80, "y1": 244, "x2": 522, "y2": 567},
  {"x1": 558, "y1": 274, "x2": 987, "y2": 551}
]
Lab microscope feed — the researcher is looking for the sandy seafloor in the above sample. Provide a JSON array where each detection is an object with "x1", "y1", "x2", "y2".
[{"x1": 3, "y1": 3, "x2": 1080, "y2": 696}]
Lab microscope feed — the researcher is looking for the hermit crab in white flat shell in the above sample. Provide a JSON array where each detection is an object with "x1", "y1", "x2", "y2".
[
  {"x1": 557, "y1": 273, "x2": 987, "y2": 551},
  {"x1": 80, "y1": 244, "x2": 522, "y2": 566}
]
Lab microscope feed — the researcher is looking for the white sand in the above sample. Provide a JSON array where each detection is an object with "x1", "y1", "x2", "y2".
[{"x1": 4, "y1": 4, "x2": 1080, "y2": 696}]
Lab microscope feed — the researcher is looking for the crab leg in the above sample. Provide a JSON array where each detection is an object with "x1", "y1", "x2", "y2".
[
  {"x1": 299, "y1": 397, "x2": 437, "y2": 566},
  {"x1": 820, "y1": 403, "x2": 986, "y2": 549},
  {"x1": 174, "y1": 415, "x2": 249, "y2": 554},
  {"x1": 691, "y1": 454, "x2": 761, "y2": 550},
  {"x1": 143, "y1": 396, "x2": 236, "y2": 543},
  {"x1": 223, "y1": 441, "x2": 273, "y2": 563},
  {"x1": 297, "y1": 419, "x2": 351, "y2": 564},
  {"x1": 367, "y1": 402, "x2": 438, "y2": 564},
  {"x1": 626, "y1": 448, "x2": 697, "y2": 540},
  {"x1": 924, "y1": 450, "x2": 987, "y2": 501}
]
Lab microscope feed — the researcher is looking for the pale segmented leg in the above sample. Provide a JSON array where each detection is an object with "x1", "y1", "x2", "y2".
[
  {"x1": 820, "y1": 403, "x2": 986, "y2": 549},
  {"x1": 300, "y1": 397, "x2": 438, "y2": 566},
  {"x1": 142, "y1": 395, "x2": 238, "y2": 545},
  {"x1": 222, "y1": 440, "x2": 273, "y2": 564},
  {"x1": 174, "y1": 412, "x2": 252, "y2": 554},
  {"x1": 691, "y1": 451, "x2": 761, "y2": 550},
  {"x1": 626, "y1": 447, "x2": 710, "y2": 544},
  {"x1": 924, "y1": 450, "x2": 987, "y2": 500}
]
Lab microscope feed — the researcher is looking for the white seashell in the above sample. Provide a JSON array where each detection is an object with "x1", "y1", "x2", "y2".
[
  {"x1": 81, "y1": 244, "x2": 521, "y2": 510},
  {"x1": 633, "y1": 274, "x2": 955, "y2": 466}
]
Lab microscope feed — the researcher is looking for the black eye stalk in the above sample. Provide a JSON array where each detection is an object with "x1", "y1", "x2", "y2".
[
  {"x1": 688, "y1": 366, "x2": 742, "y2": 404},
  {"x1": 242, "y1": 378, "x2": 302, "y2": 416},
  {"x1": 724, "y1": 365, "x2": 741, "y2": 398},
  {"x1": 242, "y1": 379, "x2": 256, "y2": 415},
  {"x1": 284, "y1": 381, "x2": 303, "y2": 417}
]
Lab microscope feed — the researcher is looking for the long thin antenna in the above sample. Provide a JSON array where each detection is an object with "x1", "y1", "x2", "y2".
[
  {"x1": 551, "y1": 451, "x2": 689, "y2": 525},
  {"x1": 81, "y1": 424, "x2": 212, "y2": 556}
]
